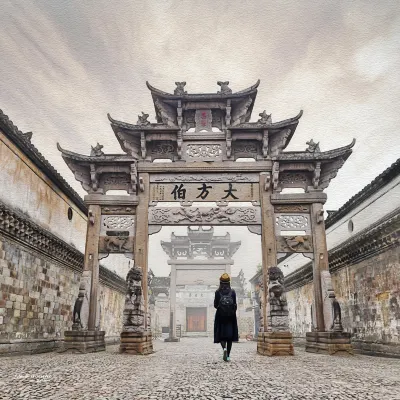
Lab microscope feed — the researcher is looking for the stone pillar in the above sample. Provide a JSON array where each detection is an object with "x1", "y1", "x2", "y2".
[
  {"x1": 257, "y1": 173, "x2": 293, "y2": 356},
  {"x1": 61, "y1": 204, "x2": 105, "y2": 353},
  {"x1": 306, "y1": 202, "x2": 353, "y2": 355},
  {"x1": 165, "y1": 263, "x2": 179, "y2": 342}
]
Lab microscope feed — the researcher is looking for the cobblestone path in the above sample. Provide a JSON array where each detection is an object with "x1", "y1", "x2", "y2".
[{"x1": 0, "y1": 338, "x2": 400, "y2": 400}]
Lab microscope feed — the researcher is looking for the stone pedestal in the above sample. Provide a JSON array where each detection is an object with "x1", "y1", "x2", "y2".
[
  {"x1": 306, "y1": 332, "x2": 353, "y2": 355},
  {"x1": 257, "y1": 332, "x2": 294, "y2": 356},
  {"x1": 60, "y1": 330, "x2": 105, "y2": 353},
  {"x1": 119, "y1": 332, "x2": 153, "y2": 355},
  {"x1": 164, "y1": 337, "x2": 180, "y2": 342}
]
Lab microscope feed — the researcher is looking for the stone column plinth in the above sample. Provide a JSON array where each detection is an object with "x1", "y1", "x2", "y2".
[
  {"x1": 120, "y1": 332, "x2": 153, "y2": 355},
  {"x1": 60, "y1": 330, "x2": 105, "y2": 354},
  {"x1": 257, "y1": 332, "x2": 294, "y2": 356},
  {"x1": 306, "y1": 332, "x2": 353, "y2": 355}
]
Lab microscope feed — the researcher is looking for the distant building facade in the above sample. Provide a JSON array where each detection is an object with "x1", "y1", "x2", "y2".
[{"x1": 149, "y1": 227, "x2": 253, "y2": 337}]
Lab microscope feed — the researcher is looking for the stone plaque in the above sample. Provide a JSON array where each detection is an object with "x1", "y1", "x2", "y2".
[
  {"x1": 150, "y1": 182, "x2": 259, "y2": 202},
  {"x1": 150, "y1": 173, "x2": 259, "y2": 183},
  {"x1": 274, "y1": 205, "x2": 309, "y2": 213},
  {"x1": 195, "y1": 109, "x2": 212, "y2": 132},
  {"x1": 148, "y1": 206, "x2": 261, "y2": 225},
  {"x1": 276, "y1": 235, "x2": 313, "y2": 253}
]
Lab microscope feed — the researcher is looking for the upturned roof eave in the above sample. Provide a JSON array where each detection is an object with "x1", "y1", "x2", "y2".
[
  {"x1": 229, "y1": 110, "x2": 303, "y2": 131},
  {"x1": 146, "y1": 79, "x2": 260, "y2": 100},
  {"x1": 277, "y1": 139, "x2": 356, "y2": 162}
]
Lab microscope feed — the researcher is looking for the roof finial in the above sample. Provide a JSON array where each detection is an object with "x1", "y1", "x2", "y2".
[
  {"x1": 174, "y1": 82, "x2": 187, "y2": 95},
  {"x1": 217, "y1": 81, "x2": 232, "y2": 95},
  {"x1": 137, "y1": 112, "x2": 150, "y2": 126},
  {"x1": 258, "y1": 110, "x2": 272, "y2": 124},
  {"x1": 306, "y1": 139, "x2": 321, "y2": 153},
  {"x1": 90, "y1": 143, "x2": 104, "y2": 157}
]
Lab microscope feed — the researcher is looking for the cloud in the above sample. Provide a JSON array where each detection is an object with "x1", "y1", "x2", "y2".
[{"x1": 1, "y1": 0, "x2": 399, "y2": 281}]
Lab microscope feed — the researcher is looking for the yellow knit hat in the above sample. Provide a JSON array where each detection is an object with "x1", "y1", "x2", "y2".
[{"x1": 220, "y1": 273, "x2": 230, "y2": 283}]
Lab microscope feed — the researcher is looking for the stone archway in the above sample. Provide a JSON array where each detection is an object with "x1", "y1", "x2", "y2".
[{"x1": 58, "y1": 80, "x2": 354, "y2": 356}]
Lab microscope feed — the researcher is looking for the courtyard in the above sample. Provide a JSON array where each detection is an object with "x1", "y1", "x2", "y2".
[{"x1": 0, "y1": 338, "x2": 399, "y2": 400}]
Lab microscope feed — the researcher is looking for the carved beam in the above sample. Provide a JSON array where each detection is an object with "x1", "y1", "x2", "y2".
[{"x1": 149, "y1": 206, "x2": 261, "y2": 225}]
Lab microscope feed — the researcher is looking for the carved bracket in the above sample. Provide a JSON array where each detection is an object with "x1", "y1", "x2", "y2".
[
  {"x1": 317, "y1": 209, "x2": 324, "y2": 224},
  {"x1": 226, "y1": 129, "x2": 232, "y2": 158},
  {"x1": 140, "y1": 132, "x2": 146, "y2": 159},
  {"x1": 313, "y1": 162, "x2": 321, "y2": 189},
  {"x1": 139, "y1": 177, "x2": 145, "y2": 192},
  {"x1": 272, "y1": 162, "x2": 280, "y2": 191},
  {"x1": 247, "y1": 225, "x2": 262, "y2": 235},
  {"x1": 264, "y1": 172, "x2": 271, "y2": 191},
  {"x1": 262, "y1": 130, "x2": 269, "y2": 158},
  {"x1": 90, "y1": 164, "x2": 100, "y2": 192}
]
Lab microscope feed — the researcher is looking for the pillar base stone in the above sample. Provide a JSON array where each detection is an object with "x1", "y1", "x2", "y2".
[
  {"x1": 60, "y1": 330, "x2": 106, "y2": 354},
  {"x1": 119, "y1": 331, "x2": 153, "y2": 355},
  {"x1": 257, "y1": 331, "x2": 294, "y2": 356},
  {"x1": 306, "y1": 331, "x2": 353, "y2": 355},
  {"x1": 164, "y1": 337, "x2": 180, "y2": 342}
]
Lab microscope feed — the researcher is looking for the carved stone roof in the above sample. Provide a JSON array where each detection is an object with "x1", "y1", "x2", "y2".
[
  {"x1": 146, "y1": 80, "x2": 260, "y2": 100},
  {"x1": 230, "y1": 110, "x2": 303, "y2": 130},
  {"x1": 325, "y1": 157, "x2": 400, "y2": 229},
  {"x1": 276, "y1": 139, "x2": 355, "y2": 162},
  {"x1": 57, "y1": 143, "x2": 136, "y2": 163},
  {"x1": 107, "y1": 113, "x2": 178, "y2": 132},
  {"x1": 0, "y1": 109, "x2": 87, "y2": 215}
]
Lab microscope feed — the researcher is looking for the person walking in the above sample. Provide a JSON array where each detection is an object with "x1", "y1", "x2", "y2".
[{"x1": 214, "y1": 273, "x2": 239, "y2": 361}]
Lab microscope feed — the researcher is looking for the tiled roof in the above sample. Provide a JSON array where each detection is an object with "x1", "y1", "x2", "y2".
[
  {"x1": 0, "y1": 109, "x2": 87, "y2": 215},
  {"x1": 325, "y1": 158, "x2": 400, "y2": 228}
]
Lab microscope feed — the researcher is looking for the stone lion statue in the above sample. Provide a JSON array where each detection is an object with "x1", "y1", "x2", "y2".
[{"x1": 268, "y1": 266, "x2": 286, "y2": 307}]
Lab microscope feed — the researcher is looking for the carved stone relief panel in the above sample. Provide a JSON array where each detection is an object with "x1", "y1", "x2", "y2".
[
  {"x1": 100, "y1": 173, "x2": 131, "y2": 193},
  {"x1": 279, "y1": 172, "x2": 312, "y2": 191},
  {"x1": 98, "y1": 215, "x2": 135, "y2": 256},
  {"x1": 182, "y1": 142, "x2": 225, "y2": 162},
  {"x1": 275, "y1": 213, "x2": 311, "y2": 235},
  {"x1": 101, "y1": 206, "x2": 135, "y2": 215},
  {"x1": 232, "y1": 141, "x2": 260, "y2": 159},
  {"x1": 149, "y1": 141, "x2": 177, "y2": 160},
  {"x1": 276, "y1": 235, "x2": 313, "y2": 253},
  {"x1": 149, "y1": 207, "x2": 261, "y2": 225}
]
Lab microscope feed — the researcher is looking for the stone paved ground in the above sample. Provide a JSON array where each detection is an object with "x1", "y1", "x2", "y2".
[{"x1": 0, "y1": 338, "x2": 400, "y2": 400}]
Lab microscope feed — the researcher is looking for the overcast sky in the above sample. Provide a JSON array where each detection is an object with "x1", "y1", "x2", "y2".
[{"x1": 1, "y1": 0, "x2": 399, "y2": 282}]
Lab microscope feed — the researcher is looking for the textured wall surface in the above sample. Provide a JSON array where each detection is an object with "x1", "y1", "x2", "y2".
[
  {"x1": 286, "y1": 246, "x2": 400, "y2": 356},
  {"x1": 0, "y1": 236, "x2": 124, "y2": 355},
  {"x1": 0, "y1": 133, "x2": 87, "y2": 253}
]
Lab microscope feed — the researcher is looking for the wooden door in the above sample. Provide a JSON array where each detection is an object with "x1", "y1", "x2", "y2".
[{"x1": 186, "y1": 307, "x2": 207, "y2": 332}]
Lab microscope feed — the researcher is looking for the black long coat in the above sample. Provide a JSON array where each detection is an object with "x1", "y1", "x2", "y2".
[{"x1": 213, "y1": 288, "x2": 239, "y2": 343}]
